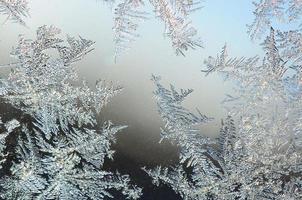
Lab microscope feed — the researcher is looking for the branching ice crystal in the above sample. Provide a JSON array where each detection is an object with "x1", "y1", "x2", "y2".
[
  {"x1": 0, "y1": 0, "x2": 201, "y2": 59},
  {"x1": 146, "y1": 28, "x2": 302, "y2": 199},
  {"x1": 113, "y1": 0, "x2": 147, "y2": 61},
  {"x1": 0, "y1": 0, "x2": 29, "y2": 25},
  {"x1": 248, "y1": 0, "x2": 302, "y2": 39},
  {"x1": 0, "y1": 25, "x2": 142, "y2": 199},
  {"x1": 149, "y1": 0, "x2": 202, "y2": 56},
  {"x1": 111, "y1": 0, "x2": 202, "y2": 59}
]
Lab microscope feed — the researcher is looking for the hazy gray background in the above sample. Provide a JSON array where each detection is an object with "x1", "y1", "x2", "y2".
[{"x1": 0, "y1": 0, "x2": 264, "y2": 164}]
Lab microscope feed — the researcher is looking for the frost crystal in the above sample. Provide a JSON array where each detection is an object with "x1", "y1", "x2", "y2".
[
  {"x1": 0, "y1": 25, "x2": 142, "y2": 199},
  {"x1": 0, "y1": 0, "x2": 29, "y2": 25},
  {"x1": 248, "y1": 0, "x2": 302, "y2": 39},
  {"x1": 111, "y1": 0, "x2": 202, "y2": 59},
  {"x1": 146, "y1": 28, "x2": 302, "y2": 199},
  {"x1": 149, "y1": 0, "x2": 202, "y2": 56},
  {"x1": 113, "y1": 0, "x2": 147, "y2": 61}
]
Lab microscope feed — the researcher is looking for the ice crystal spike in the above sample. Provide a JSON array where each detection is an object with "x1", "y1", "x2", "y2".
[
  {"x1": 0, "y1": 25, "x2": 141, "y2": 199},
  {"x1": 145, "y1": 75, "x2": 223, "y2": 200},
  {"x1": 113, "y1": 0, "x2": 147, "y2": 61},
  {"x1": 0, "y1": 0, "x2": 29, "y2": 25}
]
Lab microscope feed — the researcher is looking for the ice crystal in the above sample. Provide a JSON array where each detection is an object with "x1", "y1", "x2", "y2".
[
  {"x1": 149, "y1": 0, "x2": 202, "y2": 56},
  {"x1": 202, "y1": 28, "x2": 302, "y2": 198},
  {"x1": 113, "y1": 0, "x2": 147, "y2": 61},
  {"x1": 0, "y1": 0, "x2": 29, "y2": 25},
  {"x1": 149, "y1": 74, "x2": 214, "y2": 167},
  {"x1": 111, "y1": 0, "x2": 202, "y2": 59},
  {"x1": 146, "y1": 28, "x2": 302, "y2": 199},
  {"x1": 0, "y1": 119, "x2": 20, "y2": 170},
  {"x1": 0, "y1": 25, "x2": 142, "y2": 199},
  {"x1": 248, "y1": 0, "x2": 302, "y2": 39}
]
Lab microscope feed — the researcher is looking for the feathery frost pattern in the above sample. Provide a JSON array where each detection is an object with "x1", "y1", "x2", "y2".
[
  {"x1": 0, "y1": 0, "x2": 29, "y2": 25},
  {"x1": 248, "y1": 0, "x2": 302, "y2": 39},
  {"x1": 0, "y1": 25, "x2": 142, "y2": 199},
  {"x1": 146, "y1": 28, "x2": 302, "y2": 199},
  {"x1": 150, "y1": 0, "x2": 202, "y2": 56},
  {"x1": 111, "y1": 0, "x2": 202, "y2": 59},
  {"x1": 113, "y1": 0, "x2": 147, "y2": 60}
]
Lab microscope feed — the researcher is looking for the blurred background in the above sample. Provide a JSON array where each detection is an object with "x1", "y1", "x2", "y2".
[{"x1": 0, "y1": 0, "x2": 264, "y2": 198}]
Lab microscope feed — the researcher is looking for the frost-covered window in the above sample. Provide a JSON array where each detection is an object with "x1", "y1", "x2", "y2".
[{"x1": 0, "y1": 1, "x2": 302, "y2": 200}]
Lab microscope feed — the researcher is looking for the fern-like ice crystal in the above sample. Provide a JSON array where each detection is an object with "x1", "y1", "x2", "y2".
[{"x1": 0, "y1": 25, "x2": 142, "y2": 199}]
